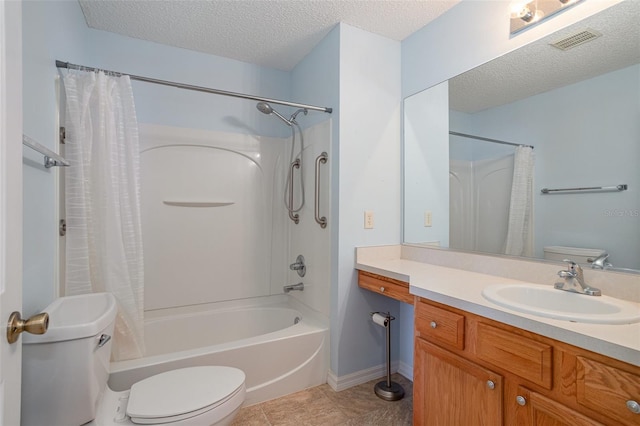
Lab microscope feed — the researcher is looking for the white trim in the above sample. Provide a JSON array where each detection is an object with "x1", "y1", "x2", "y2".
[
  {"x1": 54, "y1": 76, "x2": 62, "y2": 298},
  {"x1": 326, "y1": 361, "x2": 401, "y2": 392},
  {"x1": 397, "y1": 361, "x2": 413, "y2": 381},
  {"x1": 0, "y1": 0, "x2": 23, "y2": 424}
]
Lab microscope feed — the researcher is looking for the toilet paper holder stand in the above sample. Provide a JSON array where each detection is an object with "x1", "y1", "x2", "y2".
[{"x1": 370, "y1": 312, "x2": 405, "y2": 401}]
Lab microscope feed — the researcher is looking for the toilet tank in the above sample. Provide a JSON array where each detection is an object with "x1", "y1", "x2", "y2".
[
  {"x1": 21, "y1": 293, "x2": 118, "y2": 426},
  {"x1": 543, "y1": 245, "x2": 607, "y2": 265}
]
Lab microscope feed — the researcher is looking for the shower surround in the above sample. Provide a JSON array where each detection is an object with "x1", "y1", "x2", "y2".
[{"x1": 134, "y1": 121, "x2": 331, "y2": 403}]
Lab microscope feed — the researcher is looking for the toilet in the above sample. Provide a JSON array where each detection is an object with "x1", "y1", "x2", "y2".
[
  {"x1": 543, "y1": 245, "x2": 607, "y2": 266},
  {"x1": 21, "y1": 293, "x2": 246, "y2": 426}
]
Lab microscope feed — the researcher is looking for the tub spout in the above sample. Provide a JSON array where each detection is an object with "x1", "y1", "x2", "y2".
[{"x1": 284, "y1": 283, "x2": 304, "y2": 293}]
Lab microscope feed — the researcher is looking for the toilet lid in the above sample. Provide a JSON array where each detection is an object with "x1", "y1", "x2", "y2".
[{"x1": 126, "y1": 366, "x2": 245, "y2": 423}]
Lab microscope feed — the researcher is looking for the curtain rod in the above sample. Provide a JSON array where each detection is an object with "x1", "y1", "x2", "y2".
[
  {"x1": 449, "y1": 131, "x2": 533, "y2": 149},
  {"x1": 55, "y1": 60, "x2": 333, "y2": 114}
]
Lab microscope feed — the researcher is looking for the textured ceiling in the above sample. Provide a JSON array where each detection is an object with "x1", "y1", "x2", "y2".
[
  {"x1": 449, "y1": 1, "x2": 640, "y2": 113},
  {"x1": 79, "y1": 0, "x2": 460, "y2": 71}
]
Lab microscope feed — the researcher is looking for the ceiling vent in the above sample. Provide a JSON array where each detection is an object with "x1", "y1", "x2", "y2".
[{"x1": 550, "y1": 29, "x2": 602, "y2": 51}]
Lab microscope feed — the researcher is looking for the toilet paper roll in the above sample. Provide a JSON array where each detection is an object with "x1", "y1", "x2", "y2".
[{"x1": 372, "y1": 313, "x2": 389, "y2": 327}]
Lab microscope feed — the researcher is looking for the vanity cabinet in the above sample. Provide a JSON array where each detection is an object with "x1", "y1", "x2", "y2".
[
  {"x1": 413, "y1": 297, "x2": 640, "y2": 426},
  {"x1": 357, "y1": 271, "x2": 413, "y2": 304},
  {"x1": 414, "y1": 338, "x2": 503, "y2": 425},
  {"x1": 513, "y1": 386, "x2": 606, "y2": 426}
]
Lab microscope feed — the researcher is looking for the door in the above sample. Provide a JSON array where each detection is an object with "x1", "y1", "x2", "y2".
[
  {"x1": 514, "y1": 387, "x2": 605, "y2": 426},
  {"x1": 414, "y1": 338, "x2": 503, "y2": 425},
  {"x1": 0, "y1": 0, "x2": 23, "y2": 425}
]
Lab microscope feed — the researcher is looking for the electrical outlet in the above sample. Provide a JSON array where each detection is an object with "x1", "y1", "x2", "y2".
[
  {"x1": 364, "y1": 210, "x2": 374, "y2": 229},
  {"x1": 424, "y1": 210, "x2": 432, "y2": 227}
]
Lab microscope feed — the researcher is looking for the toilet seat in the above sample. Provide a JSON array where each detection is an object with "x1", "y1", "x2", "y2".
[{"x1": 126, "y1": 366, "x2": 246, "y2": 425}]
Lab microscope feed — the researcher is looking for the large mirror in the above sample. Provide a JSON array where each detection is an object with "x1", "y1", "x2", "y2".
[{"x1": 403, "y1": 1, "x2": 640, "y2": 272}]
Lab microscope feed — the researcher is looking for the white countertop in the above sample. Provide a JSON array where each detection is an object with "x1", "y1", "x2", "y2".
[{"x1": 356, "y1": 252, "x2": 640, "y2": 367}]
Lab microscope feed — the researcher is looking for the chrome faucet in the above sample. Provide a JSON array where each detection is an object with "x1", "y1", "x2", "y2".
[
  {"x1": 283, "y1": 283, "x2": 304, "y2": 293},
  {"x1": 588, "y1": 252, "x2": 612, "y2": 269},
  {"x1": 289, "y1": 255, "x2": 306, "y2": 277},
  {"x1": 554, "y1": 259, "x2": 601, "y2": 296}
]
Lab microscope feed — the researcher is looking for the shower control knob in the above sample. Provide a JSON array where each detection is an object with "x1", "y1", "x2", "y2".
[{"x1": 289, "y1": 255, "x2": 306, "y2": 277}]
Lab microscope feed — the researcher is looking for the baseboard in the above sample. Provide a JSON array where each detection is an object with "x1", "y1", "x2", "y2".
[
  {"x1": 397, "y1": 361, "x2": 413, "y2": 381},
  {"x1": 327, "y1": 361, "x2": 401, "y2": 392}
]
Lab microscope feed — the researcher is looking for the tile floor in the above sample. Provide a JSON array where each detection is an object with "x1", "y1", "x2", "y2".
[{"x1": 231, "y1": 374, "x2": 413, "y2": 426}]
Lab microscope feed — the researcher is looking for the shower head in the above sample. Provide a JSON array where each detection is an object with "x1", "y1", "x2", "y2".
[
  {"x1": 256, "y1": 102, "x2": 292, "y2": 127},
  {"x1": 256, "y1": 102, "x2": 273, "y2": 115}
]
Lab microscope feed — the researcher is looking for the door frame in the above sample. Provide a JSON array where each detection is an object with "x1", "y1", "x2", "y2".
[{"x1": 0, "y1": 0, "x2": 23, "y2": 424}]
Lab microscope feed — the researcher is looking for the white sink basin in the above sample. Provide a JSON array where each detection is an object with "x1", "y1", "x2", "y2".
[{"x1": 482, "y1": 284, "x2": 640, "y2": 324}]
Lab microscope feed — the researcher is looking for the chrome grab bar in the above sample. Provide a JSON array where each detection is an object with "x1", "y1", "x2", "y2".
[
  {"x1": 541, "y1": 184, "x2": 627, "y2": 194},
  {"x1": 314, "y1": 152, "x2": 328, "y2": 229},
  {"x1": 288, "y1": 159, "x2": 300, "y2": 224}
]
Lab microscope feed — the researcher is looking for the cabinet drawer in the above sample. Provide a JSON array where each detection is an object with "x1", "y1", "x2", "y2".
[
  {"x1": 358, "y1": 271, "x2": 413, "y2": 304},
  {"x1": 475, "y1": 323, "x2": 553, "y2": 389},
  {"x1": 415, "y1": 300, "x2": 465, "y2": 350},
  {"x1": 576, "y1": 356, "x2": 640, "y2": 426}
]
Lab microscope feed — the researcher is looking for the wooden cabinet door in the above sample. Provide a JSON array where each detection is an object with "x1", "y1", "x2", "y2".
[
  {"x1": 414, "y1": 338, "x2": 503, "y2": 425},
  {"x1": 514, "y1": 386, "x2": 605, "y2": 426}
]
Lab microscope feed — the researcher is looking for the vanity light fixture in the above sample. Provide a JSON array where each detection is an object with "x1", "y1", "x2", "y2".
[
  {"x1": 510, "y1": 1, "x2": 540, "y2": 23},
  {"x1": 510, "y1": 0, "x2": 585, "y2": 35}
]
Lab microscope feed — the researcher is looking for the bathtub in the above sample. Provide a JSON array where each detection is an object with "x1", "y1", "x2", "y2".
[{"x1": 108, "y1": 295, "x2": 328, "y2": 405}]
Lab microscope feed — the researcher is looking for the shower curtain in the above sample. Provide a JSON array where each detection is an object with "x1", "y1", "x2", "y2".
[
  {"x1": 63, "y1": 71, "x2": 145, "y2": 361},
  {"x1": 504, "y1": 146, "x2": 534, "y2": 257}
]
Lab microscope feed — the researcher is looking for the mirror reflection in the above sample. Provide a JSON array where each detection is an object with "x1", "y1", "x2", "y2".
[{"x1": 404, "y1": 1, "x2": 640, "y2": 272}]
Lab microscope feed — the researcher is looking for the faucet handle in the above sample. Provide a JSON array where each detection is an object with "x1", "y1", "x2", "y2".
[
  {"x1": 558, "y1": 259, "x2": 578, "y2": 278},
  {"x1": 563, "y1": 259, "x2": 582, "y2": 272}
]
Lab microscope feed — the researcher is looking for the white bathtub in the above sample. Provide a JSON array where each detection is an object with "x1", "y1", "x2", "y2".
[{"x1": 108, "y1": 296, "x2": 328, "y2": 405}]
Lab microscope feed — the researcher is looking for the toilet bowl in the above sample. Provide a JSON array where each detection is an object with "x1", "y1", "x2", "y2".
[{"x1": 21, "y1": 293, "x2": 246, "y2": 426}]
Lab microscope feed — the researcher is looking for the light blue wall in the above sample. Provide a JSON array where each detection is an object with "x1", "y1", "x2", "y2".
[
  {"x1": 402, "y1": 0, "x2": 619, "y2": 98},
  {"x1": 398, "y1": 0, "x2": 622, "y2": 380},
  {"x1": 458, "y1": 64, "x2": 640, "y2": 268},
  {"x1": 291, "y1": 26, "x2": 344, "y2": 374},
  {"x1": 24, "y1": 0, "x2": 619, "y2": 384},
  {"x1": 82, "y1": 29, "x2": 290, "y2": 138},
  {"x1": 291, "y1": 28, "x2": 339, "y2": 132},
  {"x1": 22, "y1": 0, "x2": 90, "y2": 315},
  {"x1": 22, "y1": 1, "x2": 292, "y2": 316},
  {"x1": 335, "y1": 24, "x2": 402, "y2": 377},
  {"x1": 449, "y1": 111, "x2": 515, "y2": 162},
  {"x1": 23, "y1": 1, "x2": 405, "y2": 383},
  {"x1": 293, "y1": 24, "x2": 405, "y2": 378},
  {"x1": 404, "y1": 81, "x2": 450, "y2": 246}
]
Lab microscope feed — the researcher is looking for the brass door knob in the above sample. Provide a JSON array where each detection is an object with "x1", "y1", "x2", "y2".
[{"x1": 6, "y1": 311, "x2": 49, "y2": 344}]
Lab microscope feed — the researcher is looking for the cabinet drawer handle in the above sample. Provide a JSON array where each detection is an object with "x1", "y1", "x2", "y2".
[
  {"x1": 516, "y1": 395, "x2": 527, "y2": 406},
  {"x1": 486, "y1": 380, "x2": 495, "y2": 390},
  {"x1": 627, "y1": 400, "x2": 640, "y2": 414},
  {"x1": 380, "y1": 287, "x2": 385, "y2": 293},
  {"x1": 430, "y1": 321, "x2": 437, "y2": 329}
]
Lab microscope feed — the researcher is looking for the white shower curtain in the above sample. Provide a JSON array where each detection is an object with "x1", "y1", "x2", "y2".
[
  {"x1": 63, "y1": 71, "x2": 145, "y2": 361},
  {"x1": 504, "y1": 146, "x2": 534, "y2": 257}
]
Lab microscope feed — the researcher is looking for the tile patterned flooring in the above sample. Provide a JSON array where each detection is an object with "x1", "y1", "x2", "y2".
[{"x1": 231, "y1": 374, "x2": 413, "y2": 426}]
